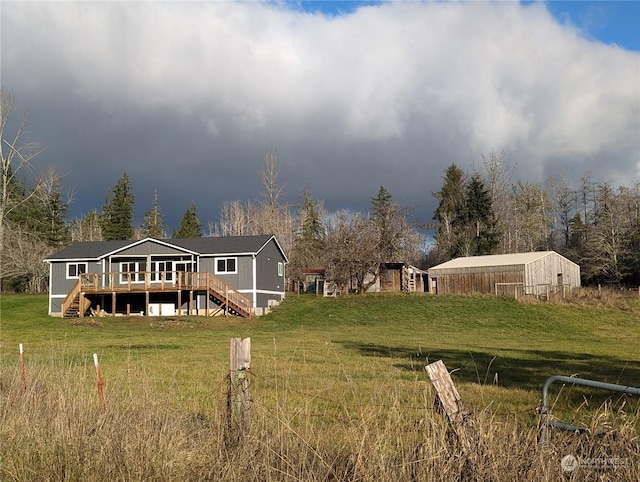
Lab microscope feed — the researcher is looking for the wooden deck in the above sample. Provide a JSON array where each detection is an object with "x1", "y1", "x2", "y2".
[{"x1": 62, "y1": 271, "x2": 253, "y2": 319}]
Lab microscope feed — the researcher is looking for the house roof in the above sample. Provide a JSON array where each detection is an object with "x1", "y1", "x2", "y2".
[
  {"x1": 44, "y1": 239, "x2": 133, "y2": 260},
  {"x1": 428, "y1": 251, "x2": 564, "y2": 271},
  {"x1": 45, "y1": 235, "x2": 288, "y2": 262}
]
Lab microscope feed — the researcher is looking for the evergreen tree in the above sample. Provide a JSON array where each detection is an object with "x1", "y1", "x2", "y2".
[
  {"x1": 173, "y1": 203, "x2": 202, "y2": 238},
  {"x1": 371, "y1": 185, "x2": 396, "y2": 260},
  {"x1": 101, "y1": 173, "x2": 134, "y2": 240},
  {"x1": 289, "y1": 186, "x2": 325, "y2": 282},
  {"x1": 432, "y1": 164, "x2": 466, "y2": 259},
  {"x1": 300, "y1": 186, "x2": 324, "y2": 242},
  {"x1": 142, "y1": 190, "x2": 167, "y2": 239},
  {"x1": 33, "y1": 189, "x2": 70, "y2": 247},
  {"x1": 458, "y1": 174, "x2": 499, "y2": 256}
]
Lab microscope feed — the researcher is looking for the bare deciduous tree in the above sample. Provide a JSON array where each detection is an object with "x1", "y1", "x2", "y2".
[
  {"x1": 0, "y1": 88, "x2": 45, "y2": 265},
  {"x1": 324, "y1": 210, "x2": 378, "y2": 293},
  {"x1": 253, "y1": 150, "x2": 294, "y2": 254},
  {"x1": 2, "y1": 223, "x2": 50, "y2": 292},
  {"x1": 210, "y1": 199, "x2": 250, "y2": 237},
  {"x1": 69, "y1": 210, "x2": 103, "y2": 242},
  {"x1": 482, "y1": 151, "x2": 516, "y2": 254},
  {"x1": 546, "y1": 173, "x2": 575, "y2": 250},
  {"x1": 513, "y1": 181, "x2": 553, "y2": 252}
]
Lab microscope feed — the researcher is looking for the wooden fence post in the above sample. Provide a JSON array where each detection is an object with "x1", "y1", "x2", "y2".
[
  {"x1": 19, "y1": 343, "x2": 26, "y2": 391},
  {"x1": 93, "y1": 353, "x2": 106, "y2": 411},
  {"x1": 425, "y1": 360, "x2": 476, "y2": 454},
  {"x1": 227, "y1": 337, "x2": 251, "y2": 444}
]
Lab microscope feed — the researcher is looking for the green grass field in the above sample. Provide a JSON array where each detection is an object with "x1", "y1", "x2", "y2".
[{"x1": 1, "y1": 292, "x2": 638, "y2": 480}]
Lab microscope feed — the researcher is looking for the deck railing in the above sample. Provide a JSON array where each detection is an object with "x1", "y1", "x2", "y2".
[
  {"x1": 80, "y1": 271, "x2": 206, "y2": 292},
  {"x1": 78, "y1": 271, "x2": 253, "y2": 316}
]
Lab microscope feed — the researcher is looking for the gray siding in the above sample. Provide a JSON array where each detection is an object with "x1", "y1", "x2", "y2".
[
  {"x1": 50, "y1": 260, "x2": 103, "y2": 296},
  {"x1": 199, "y1": 255, "x2": 254, "y2": 290},
  {"x1": 257, "y1": 292, "x2": 284, "y2": 308},
  {"x1": 256, "y1": 240, "x2": 285, "y2": 293},
  {"x1": 115, "y1": 240, "x2": 188, "y2": 256}
]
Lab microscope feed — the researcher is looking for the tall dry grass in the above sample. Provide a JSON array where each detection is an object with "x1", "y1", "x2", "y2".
[
  {"x1": 0, "y1": 359, "x2": 637, "y2": 482},
  {"x1": 518, "y1": 285, "x2": 640, "y2": 313}
]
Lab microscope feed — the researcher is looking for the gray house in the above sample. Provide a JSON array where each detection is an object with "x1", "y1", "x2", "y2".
[{"x1": 45, "y1": 235, "x2": 288, "y2": 318}]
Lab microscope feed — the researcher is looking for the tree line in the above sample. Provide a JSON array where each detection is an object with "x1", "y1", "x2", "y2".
[
  {"x1": 1, "y1": 88, "x2": 638, "y2": 293},
  {"x1": 429, "y1": 152, "x2": 640, "y2": 287},
  {"x1": 0, "y1": 87, "x2": 424, "y2": 293}
]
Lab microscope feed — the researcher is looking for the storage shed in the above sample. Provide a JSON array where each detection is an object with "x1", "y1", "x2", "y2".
[
  {"x1": 427, "y1": 251, "x2": 580, "y2": 296},
  {"x1": 367, "y1": 263, "x2": 428, "y2": 293}
]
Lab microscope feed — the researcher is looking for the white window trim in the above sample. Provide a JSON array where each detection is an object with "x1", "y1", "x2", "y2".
[
  {"x1": 150, "y1": 261, "x2": 174, "y2": 283},
  {"x1": 215, "y1": 257, "x2": 238, "y2": 275},
  {"x1": 66, "y1": 262, "x2": 88, "y2": 279},
  {"x1": 278, "y1": 262, "x2": 284, "y2": 277},
  {"x1": 120, "y1": 261, "x2": 145, "y2": 284}
]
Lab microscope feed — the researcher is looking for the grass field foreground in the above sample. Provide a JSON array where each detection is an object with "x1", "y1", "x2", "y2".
[{"x1": 0, "y1": 292, "x2": 638, "y2": 480}]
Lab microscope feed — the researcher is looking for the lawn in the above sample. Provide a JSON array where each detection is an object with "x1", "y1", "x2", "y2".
[
  {"x1": 2, "y1": 292, "x2": 639, "y2": 418},
  {"x1": 0, "y1": 292, "x2": 638, "y2": 480}
]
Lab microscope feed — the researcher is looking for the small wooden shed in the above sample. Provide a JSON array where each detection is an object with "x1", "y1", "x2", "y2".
[
  {"x1": 427, "y1": 251, "x2": 580, "y2": 296},
  {"x1": 368, "y1": 263, "x2": 428, "y2": 293}
]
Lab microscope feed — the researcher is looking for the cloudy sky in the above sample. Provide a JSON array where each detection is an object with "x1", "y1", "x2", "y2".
[{"x1": 2, "y1": 1, "x2": 639, "y2": 233}]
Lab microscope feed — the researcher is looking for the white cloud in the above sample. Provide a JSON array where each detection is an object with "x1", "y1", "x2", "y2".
[{"x1": 2, "y1": 0, "x2": 638, "y2": 225}]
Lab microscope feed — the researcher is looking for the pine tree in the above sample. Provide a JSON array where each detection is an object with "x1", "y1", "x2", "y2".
[
  {"x1": 173, "y1": 203, "x2": 202, "y2": 238},
  {"x1": 371, "y1": 186, "x2": 396, "y2": 260},
  {"x1": 432, "y1": 164, "x2": 466, "y2": 259},
  {"x1": 31, "y1": 189, "x2": 70, "y2": 247},
  {"x1": 289, "y1": 186, "x2": 325, "y2": 281},
  {"x1": 459, "y1": 174, "x2": 499, "y2": 256},
  {"x1": 142, "y1": 190, "x2": 167, "y2": 239},
  {"x1": 101, "y1": 173, "x2": 135, "y2": 240},
  {"x1": 300, "y1": 186, "x2": 323, "y2": 243}
]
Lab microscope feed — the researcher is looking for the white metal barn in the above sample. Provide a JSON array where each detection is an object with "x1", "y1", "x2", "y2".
[{"x1": 427, "y1": 251, "x2": 581, "y2": 296}]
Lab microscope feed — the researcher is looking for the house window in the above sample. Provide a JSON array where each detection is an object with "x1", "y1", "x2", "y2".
[
  {"x1": 175, "y1": 261, "x2": 193, "y2": 272},
  {"x1": 67, "y1": 262, "x2": 87, "y2": 279},
  {"x1": 150, "y1": 261, "x2": 173, "y2": 282},
  {"x1": 278, "y1": 262, "x2": 284, "y2": 277},
  {"x1": 215, "y1": 257, "x2": 237, "y2": 274},
  {"x1": 120, "y1": 261, "x2": 145, "y2": 283}
]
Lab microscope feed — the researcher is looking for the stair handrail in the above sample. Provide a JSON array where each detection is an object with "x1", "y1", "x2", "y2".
[
  {"x1": 206, "y1": 272, "x2": 253, "y2": 317},
  {"x1": 61, "y1": 280, "x2": 82, "y2": 316}
]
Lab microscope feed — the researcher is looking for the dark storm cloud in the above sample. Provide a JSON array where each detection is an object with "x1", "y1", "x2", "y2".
[{"x1": 2, "y1": 1, "x2": 638, "y2": 232}]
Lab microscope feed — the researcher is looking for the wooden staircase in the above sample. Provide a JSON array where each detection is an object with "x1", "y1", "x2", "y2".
[
  {"x1": 61, "y1": 281, "x2": 91, "y2": 318},
  {"x1": 204, "y1": 273, "x2": 253, "y2": 318}
]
